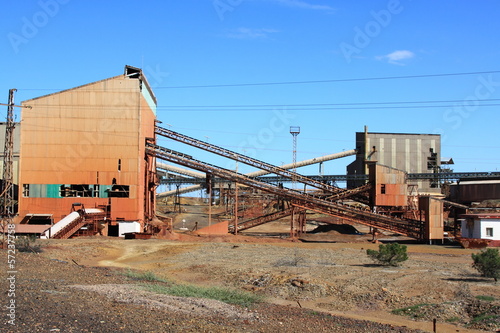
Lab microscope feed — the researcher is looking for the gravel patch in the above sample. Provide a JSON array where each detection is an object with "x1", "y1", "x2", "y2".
[{"x1": 70, "y1": 284, "x2": 259, "y2": 320}]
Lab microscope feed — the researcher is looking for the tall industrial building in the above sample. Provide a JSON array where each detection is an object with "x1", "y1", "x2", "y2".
[
  {"x1": 347, "y1": 129, "x2": 441, "y2": 193},
  {"x1": 17, "y1": 66, "x2": 157, "y2": 227}
]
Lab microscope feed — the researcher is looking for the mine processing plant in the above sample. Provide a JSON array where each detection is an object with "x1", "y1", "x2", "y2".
[
  {"x1": 150, "y1": 125, "x2": 436, "y2": 241},
  {"x1": 7, "y1": 66, "x2": 500, "y2": 244}
]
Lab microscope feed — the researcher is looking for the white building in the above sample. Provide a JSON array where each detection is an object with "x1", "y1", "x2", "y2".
[{"x1": 460, "y1": 214, "x2": 500, "y2": 247}]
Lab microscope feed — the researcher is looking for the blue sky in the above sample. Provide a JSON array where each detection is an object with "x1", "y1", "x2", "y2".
[{"x1": 1, "y1": 0, "x2": 500, "y2": 179}]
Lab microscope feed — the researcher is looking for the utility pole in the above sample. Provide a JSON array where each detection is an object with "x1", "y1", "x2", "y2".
[
  {"x1": 290, "y1": 126, "x2": 300, "y2": 189},
  {"x1": 289, "y1": 126, "x2": 300, "y2": 239},
  {"x1": 0, "y1": 90, "x2": 30, "y2": 222},
  {"x1": 234, "y1": 161, "x2": 238, "y2": 234}
]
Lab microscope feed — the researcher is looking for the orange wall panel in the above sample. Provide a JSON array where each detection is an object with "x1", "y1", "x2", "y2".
[
  {"x1": 18, "y1": 197, "x2": 110, "y2": 223},
  {"x1": 19, "y1": 74, "x2": 155, "y2": 224}
]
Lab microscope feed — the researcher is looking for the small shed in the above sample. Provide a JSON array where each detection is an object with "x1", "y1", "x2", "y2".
[{"x1": 460, "y1": 213, "x2": 500, "y2": 247}]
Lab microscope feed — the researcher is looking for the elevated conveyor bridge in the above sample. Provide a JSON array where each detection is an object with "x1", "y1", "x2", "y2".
[
  {"x1": 147, "y1": 139, "x2": 425, "y2": 240},
  {"x1": 155, "y1": 126, "x2": 346, "y2": 195}
]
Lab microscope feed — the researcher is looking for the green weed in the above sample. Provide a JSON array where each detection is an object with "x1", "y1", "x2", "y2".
[
  {"x1": 475, "y1": 295, "x2": 495, "y2": 302},
  {"x1": 122, "y1": 269, "x2": 167, "y2": 282},
  {"x1": 143, "y1": 283, "x2": 262, "y2": 307}
]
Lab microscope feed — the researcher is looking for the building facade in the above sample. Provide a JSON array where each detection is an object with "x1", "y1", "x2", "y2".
[
  {"x1": 347, "y1": 129, "x2": 441, "y2": 193},
  {"x1": 460, "y1": 213, "x2": 500, "y2": 246},
  {"x1": 17, "y1": 66, "x2": 157, "y2": 228},
  {"x1": 449, "y1": 180, "x2": 500, "y2": 205}
]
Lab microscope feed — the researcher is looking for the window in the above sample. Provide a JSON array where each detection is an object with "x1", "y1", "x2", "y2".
[
  {"x1": 427, "y1": 148, "x2": 438, "y2": 170},
  {"x1": 59, "y1": 184, "x2": 93, "y2": 197},
  {"x1": 23, "y1": 184, "x2": 30, "y2": 197},
  {"x1": 108, "y1": 185, "x2": 130, "y2": 198},
  {"x1": 380, "y1": 184, "x2": 386, "y2": 194},
  {"x1": 59, "y1": 185, "x2": 95, "y2": 197},
  {"x1": 486, "y1": 228, "x2": 494, "y2": 237},
  {"x1": 23, "y1": 184, "x2": 116, "y2": 198}
]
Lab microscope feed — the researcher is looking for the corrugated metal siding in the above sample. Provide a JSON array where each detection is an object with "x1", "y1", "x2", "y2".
[
  {"x1": 369, "y1": 163, "x2": 408, "y2": 207},
  {"x1": 18, "y1": 72, "x2": 155, "y2": 223},
  {"x1": 450, "y1": 183, "x2": 500, "y2": 203}
]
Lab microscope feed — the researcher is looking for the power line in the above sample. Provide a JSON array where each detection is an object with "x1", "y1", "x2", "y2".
[
  {"x1": 158, "y1": 104, "x2": 500, "y2": 112},
  {"x1": 153, "y1": 70, "x2": 500, "y2": 89},
  {"x1": 18, "y1": 99, "x2": 500, "y2": 112},
  {"x1": 159, "y1": 98, "x2": 500, "y2": 108},
  {"x1": 17, "y1": 70, "x2": 500, "y2": 91}
]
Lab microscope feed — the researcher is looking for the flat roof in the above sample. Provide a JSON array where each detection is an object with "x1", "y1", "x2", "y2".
[
  {"x1": 460, "y1": 214, "x2": 500, "y2": 219},
  {"x1": 357, "y1": 132, "x2": 440, "y2": 137},
  {"x1": 11, "y1": 224, "x2": 50, "y2": 234},
  {"x1": 456, "y1": 180, "x2": 500, "y2": 185}
]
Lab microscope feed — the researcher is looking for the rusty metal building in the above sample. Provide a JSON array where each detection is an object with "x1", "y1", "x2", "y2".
[
  {"x1": 368, "y1": 162, "x2": 408, "y2": 208},
  {"x1": 449, "y1": 180, "x2": 500, "y2": 205},
  {"x1": 17, "y1": 66, "x2": 157, "y2": 228},
  {"x1": 347, "y1": 128, "x2": 441, "y2": 193}
]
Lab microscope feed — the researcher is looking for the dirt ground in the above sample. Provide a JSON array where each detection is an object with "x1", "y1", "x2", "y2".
[
  {"x1": 2, "y1": 200, "x2": 499, "y2": 332},
  {"x1": 15, "y1": 229, "x2": 498, "y2": 333}
]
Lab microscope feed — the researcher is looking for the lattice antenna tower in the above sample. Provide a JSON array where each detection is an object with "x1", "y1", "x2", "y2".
[
  {"x1": 0, "y1": 89, "x2": 16, "y2": 218},
  {"x1": 290, "y1": 126, "x2": 300, "y2": 189}
]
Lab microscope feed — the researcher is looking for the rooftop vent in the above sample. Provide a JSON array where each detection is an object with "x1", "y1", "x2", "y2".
[{"x1": 124, "y1": 65, "x2": 141, "y2": 78}]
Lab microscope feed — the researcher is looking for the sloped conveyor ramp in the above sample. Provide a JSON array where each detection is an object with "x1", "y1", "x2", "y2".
[
  {"x1": 155, "y1": 126, "x2": 346, "y2": 196},
  {"x1": 147, "y1": 143, "x2": 425, "y2": 240},
  {"x1": 42, "y1": 208, "x2": 104, "y2": 239}
]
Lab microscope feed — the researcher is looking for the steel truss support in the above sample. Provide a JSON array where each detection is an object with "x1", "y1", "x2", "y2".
[{"x1": 147, "y1": 143, "x2": 425, "y2": 239}]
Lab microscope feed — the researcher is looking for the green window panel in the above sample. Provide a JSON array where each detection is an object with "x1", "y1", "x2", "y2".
[
  {"x1": 100, "y1": 185, "x2": 112, "y2": 198},
  {"x1": 47, "y1": 184, "x2": 61, "y2": 198}
]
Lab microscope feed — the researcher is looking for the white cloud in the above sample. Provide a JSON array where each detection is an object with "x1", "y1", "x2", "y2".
[
  {"x1": 377, "y1": 50, "x2": 415, "y2": 65},
  {"x1": 226, "y1": 27, "x2": 279, "y2": 39},
  {"x1": 273, "y1": 0, "x2": 335, "y2": 11},
  {"x1": 250, "y1": 0, "x2": 335, "y2": 12}
]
